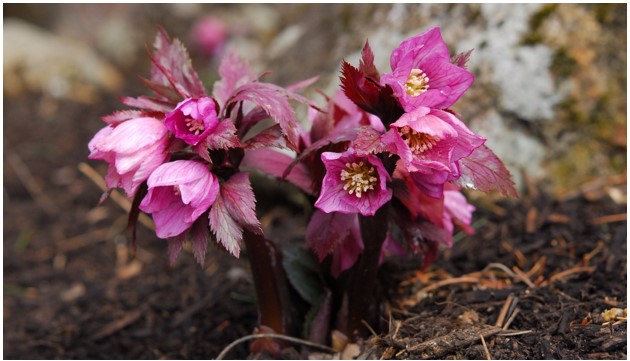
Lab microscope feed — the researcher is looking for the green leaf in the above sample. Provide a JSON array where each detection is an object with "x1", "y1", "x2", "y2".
[{"x1": 281, "y1": 245, "x2": 324, "y2": 305}]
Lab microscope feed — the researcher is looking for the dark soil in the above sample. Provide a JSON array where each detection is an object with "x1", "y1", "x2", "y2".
[{"x1": 4, "y1": 90, "x2": 627, "y2": 360}]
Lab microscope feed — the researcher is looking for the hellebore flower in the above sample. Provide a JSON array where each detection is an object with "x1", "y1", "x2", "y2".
[
  {"x1": 139, "y1": 160, "x2": 219, "y2": 239},
  {"x1": 315, "y1": 150, "x2": 392, "y2": 216},
  {"x1": 192, "y1": 16, "x2": 227, "y2": 56},
  {"x1": 165, "y1": 97, "x2": 220, "y2": 146},
  {"x1": 382, "y1": 107, "x2": 485, "y2": 197},
  {"x1": 330, "y1": 214, "x2": 364, "y2": 278},
  {"x1": 88, "y1": 117, "x2": 169, "y2": 197},
  {"x1": 380, "y1": 27, "x2": 473, "y2": 111},
  {"x1": 441, "y1": 185, "x2": 476, "y2": 247}
]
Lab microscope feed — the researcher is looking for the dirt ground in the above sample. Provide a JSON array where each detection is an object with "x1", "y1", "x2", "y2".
[
  {"x1": 3, "y1": 4, "x2": 627, "y2": 360},
  {"x1": 3, "y1": 91, "x2": 627, "y2": 359}
]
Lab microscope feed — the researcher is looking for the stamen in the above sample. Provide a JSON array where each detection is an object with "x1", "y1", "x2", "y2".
[
  {"x1": 405, "y1": 68, "x2": 430, "y2": 96},
  {"x1": 400, "y1": 126, "x2": 439, "y2": 155},
  {"x1": 185, "y1": 118, "x2": 205, "y2": 135},
  {"x1": 339, "y1": 160, "x2": 379, "y2": 198},
  {"x1": 173, "y1": 185, "x2": 181, "y2": 196}
]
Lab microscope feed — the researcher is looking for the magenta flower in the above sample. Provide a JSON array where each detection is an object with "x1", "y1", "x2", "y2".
[
  {"x1": 139, "y1": 160, "x2": 219, "y2": 239},
  {"x1": 382, "y1": 107, "x2": 485, "y2": 197},
  {"x1": 441, "y1": 185, "x2": 476, "y2": 247},
  {"x1": 165, "y1": 97, "x2": 220, "y2": 146},
  {"x1": 88, "y1": 117, "x2": 169, "y2": 197},
  {"x1": 192, "y1": 16, "x2": 227, "y2": 56},
  {"x1": 380, "y1": 27, "x2": 473, "y2": 111},
  {"x1": 315, "y1": 150, "x2": 392, "y2": 216}
]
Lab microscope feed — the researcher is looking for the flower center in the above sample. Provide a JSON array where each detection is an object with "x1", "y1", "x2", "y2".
[
  {"x1": 340, "y1": 161, "x2": 378, "y2": 198},
  {"x1": 405, "y1": 68, "x2": 430, "y2": 96},
  {"x1": 400, "y1": 126, "x2": 439, "y2": 154},
  {"x1": 185, "y1": 118, "x2": 205, "y2": 135}
]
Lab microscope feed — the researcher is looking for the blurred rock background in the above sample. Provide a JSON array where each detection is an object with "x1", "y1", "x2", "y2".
[{"x1": 4, "y1": 3, "x2": 627, "y2": 194}]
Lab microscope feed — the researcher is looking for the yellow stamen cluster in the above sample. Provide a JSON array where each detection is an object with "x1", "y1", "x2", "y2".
[
  {"x1": 405, "y1": 68, "x2": 430, "y2": 96},
  {"x1": 340, "y1": 161, "x2": 378, "y2": 198},
  {"x1": 400, "y1": 126, "x2": 439, "y2": 154},
  {"x1": 186, "y1": 118, "x2": 205, "y2": 135}
]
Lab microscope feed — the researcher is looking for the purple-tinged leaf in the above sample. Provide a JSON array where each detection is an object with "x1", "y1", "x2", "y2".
[
  {"x1": 213, "y1": 52, "x2": 257, "y2": 107},
  {"x1": 282, "y1": 126, "x2": 358, "y2": 179},
  {"x1": 286, "y1": 75, "x2": 320, "y2": 92},
  {"x1": 206, "y1": 119, "x2": 240, "y2": 150},
  {"x1": 359, "y1": 41, "x2": 380, "y2": 81},
  {"x1": 243, "y1": 124, "x2": 287, "y2": 150},
  {"x1": 209, "y1": 192, "x2": 242, "y2": 258},
  {"x1": 340, "y1": 61, "x2": 403, "y2": 125},
  {"x1": 220, "y1": 172, "x2": 262, "y2": 235},
  {"x1": 451, "y1": 49, "x2": 474, "y2": 69},
  {"x1": 190, "y1": 220, "x2": 209, "y2": 266},
  {"x1": 455, "y1": 145, "x2": 518, "y2": 197},
  {"x1": 306, "y1": 210, "x2": 354, "y2": 261},
  {"x1": 227, "y1": 82, "x2": 300, "y2": 150},
  {"x1": 149, "y1": 28, "x2": 206, "y2": 99},
  {"x1": 167, "y1": 235, "x2": 185, "y2": 266},
  {"x1": 140, "y1": 76, "x2": 182, "y2": 103},
  {"x1": 241, "y1": 148, "x2": 314, "y2": 195},
  {"x1": 353, "y1": 126, "x2": 385, "y2": 154},
  {"x1": 120, "y1": 96, "x2": 173, "y2": 113},
  {"x1": 101, "y1": 110, "x2": 153, "y2": 125}
]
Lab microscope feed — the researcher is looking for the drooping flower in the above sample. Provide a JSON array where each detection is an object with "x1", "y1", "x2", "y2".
[
  {"x1": 164, "y1": 97, "x2": 220, "y2": 146},
  {"x1": 329, "y1": 214, "x2": 364, "y2": 278},
  {"x1": 380, "y1": 27, "x2": 474, "y2": 111},
  {"x1": 139, "y1": 160, "x2": 219, "y2": 239},
  {"x1": 382, "y1": 106, "x2": 485, "y2": 197},
  {"x1": 88, "y1": 117, "x2": 169, "y2": 197},
  {"x1": 441, "y1": 185, "x2": 476, "y2": 247},
  {"x1": 315, "y1": 150, "x2": 392, "y2": 216}
]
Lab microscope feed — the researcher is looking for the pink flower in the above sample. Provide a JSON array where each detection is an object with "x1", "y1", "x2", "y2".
[
  {"x1": 192, "y1": 16, "x2": 227, "y2": 56},
  {"x1": 380, "y1": 27, "x2": 473, "y2": 111},
  {"x1": 165, "y1": 97, "x2": 220, "y2": 146},
  {"x1": 88, "y1": 117, "x2": 169, "y2": 197},
  {"x1": 139, "y1": 160, "x2": 219, "y2": 239},
  {"x1": 382, "y1": 107, "x2": 485, "y2": 197},
  {"x1": 441, "y1": 185, "x2": 476, "y2": 247},
  {"x1": 315, "y1": 150, "x2": 392, "y2": 216}
]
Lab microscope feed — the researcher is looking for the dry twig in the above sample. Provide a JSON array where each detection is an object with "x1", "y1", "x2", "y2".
[{"x1": 215, "y1": 333, "x2": 336, "y2": 360}]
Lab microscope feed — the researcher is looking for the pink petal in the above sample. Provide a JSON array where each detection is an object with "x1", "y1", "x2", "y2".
[{"x1": 390, "y1": 27, "x2": 450, "y2": 71}]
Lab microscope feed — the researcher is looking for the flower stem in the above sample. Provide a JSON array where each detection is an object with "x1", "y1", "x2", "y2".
[{"x1": 346, "y1": 205, "x2": 389, "y2": 340}]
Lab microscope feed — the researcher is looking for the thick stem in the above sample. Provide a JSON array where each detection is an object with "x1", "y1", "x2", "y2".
[
  {"x1": 346, "y1": 205, "x2": 389, "y2": 340},
  {"x1": 242, "y1": 231, "x2": 293, "y2": 335}
]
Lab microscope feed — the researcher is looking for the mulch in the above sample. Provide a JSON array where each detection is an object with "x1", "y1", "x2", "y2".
[{"x1": 4, "y1": 94, "x2": 627, "y2": 360}]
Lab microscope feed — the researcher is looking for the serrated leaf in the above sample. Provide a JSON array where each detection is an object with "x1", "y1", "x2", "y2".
[
  {"x1": 359, "y1": 40, "x2": 380, "y2": 81},
  {"x1": 213, "y1": 52, "x2": 257, "y2": 107},
  {"x1": 281, "y1": 245, "x2": 324, "y2": 305},
  {"x1": 208, "y1": 192, "x2": 242, "y2": 257},
  {"x1": 120, "y1": 96, "x2": 173, "y2": 113},
  {"x1": 220, "y1": 172, "x2": 262, "y2": 235},
  {"x1": 149, "y1": 28, "x2": 206, "y2": 99},
  {"x1": 353, "y1": 125, "x2": 385, "y2": 154},
  {"x1": 455, "y1": 145, "x2": 518, "y2": 197},
  {"x1": 101, "y1": 110, "x2": 149, "y2": 125},
  {"x1": 306, "y1": 210, "x2": 354, "y2": 261},
  {"x1": 190, "y1": 220, "x2": 209, "y2": 265},
  {"x1": 206, "y1": 119, "x2": 240, "y2": 150},
  {"x1": 241, "y1": 148, "x2": 315, "y2": 195},
  {"x1": 243, "y1": 124, "x2": 287, "y2": 150},
  {"x1": 451, "y1": 49, "x2": 474, "y2": 69},
  {"x1": 340, "y1": 61, "x2": 403, "y2": 125},
  {"x1": 167, "y1": 235, "x2": 185, "y2": 266},
  {"x1": 226, "y1": 82, "x2": 300, "y2": 150}
]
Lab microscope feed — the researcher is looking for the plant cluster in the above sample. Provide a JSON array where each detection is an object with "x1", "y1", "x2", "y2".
[{"x1": 88, "y1": 27, "x2": 516, "y2": 351}]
